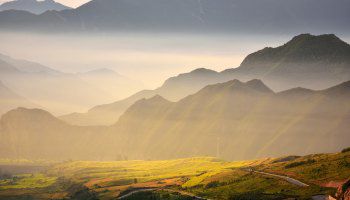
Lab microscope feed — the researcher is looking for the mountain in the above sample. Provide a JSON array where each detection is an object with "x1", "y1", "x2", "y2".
[
  {"x1": 0, "y1": 81, "x2": 36, "y2": 115},
  {"x1": 61, "y1": 34, "x2": 350, "y2": 126},
  {"x1": 112, "y1": 79, "x2": 350, "y2": 160},
  {"x1": 0, "y1": 0, "x2": 349, "y2": 33},
  {"x1": 0, "y1": 54, "x2": 142, "y2": 115},
  {"x1": 2, "y1": 80, "x2": 350, "y2": 160},
  {"x1": 0, "y1": 0, "x2": 71, "y2": 14},
  {"x1": 0, "y1": 107, "x2": 115, "y2": 160},
  {"x1": 223, "y1": 33, "x2": 350, "y2": 91},
  {"x1": 0, "y1": 53, "x2": 60, "y2": 74},
  {"x1": 59, "y1": 68, "x2": 221, "y2": 126}
]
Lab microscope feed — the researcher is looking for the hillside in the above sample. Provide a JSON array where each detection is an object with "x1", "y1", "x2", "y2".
[
  {"x1": 113, "y1": 79, "x2": 350, "y2": 160},
  {"x1": 61, "y1": 34, "x2": 350, "y2": 126},
  {"x1": 0, "y1": 0, "x2": 349, "y2": 33},
  {"x1": 0, "y1": 0, "x2": 71, "y2": 14},
  {"x1": 4, "y1": 79, "x2": 350, "y2": 161}
]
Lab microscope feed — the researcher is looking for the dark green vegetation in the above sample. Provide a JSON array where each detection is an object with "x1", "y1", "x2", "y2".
[
  {"x1": 121, "y1": 190, "x2": 194, "y2": 200},
  {"x1": 284, "y1": 159, "x2": 316, "y2": 169},
  {"x1": 0, "y1": 151, "x2": 348, "y2": 199},
  {"x1": 342, "y1": 147, "x2": 350, "y2": 153}
]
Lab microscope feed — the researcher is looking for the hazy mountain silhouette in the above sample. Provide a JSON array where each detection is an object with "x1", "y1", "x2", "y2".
[
  {"x1": 61, "y1": 34, "x2": 350, "y2": 126},
  {"x1": 1, "y1": 80, "x2": 349, "y2": 160},
  {"x1": 59, "y1": 68, "x2": 222, "y2": 125},
  {"x1": 0, "y1": 54, "x2": 142, "y2": 115},
  {"x1": 0, "y1": 0, "x2": 71, "y2": 14},
  {"x1": 0, "y1": 0, "x2": 349, "y2": 33},
  {"x1": 0, "y1": 107, "x2": 113, "y2": 160},
  {"x1": 223, "y1": 33, "x2": 350, "y2": 90},
  {"x1": 0, "y1": 81, "x2": 36, "y2": 115},
  {"x1": 0, "y1": 53, "x2": 60, "y2": 74},
  {"x1": 113, "y1": 79, "x2": 350, "y2": 160}
]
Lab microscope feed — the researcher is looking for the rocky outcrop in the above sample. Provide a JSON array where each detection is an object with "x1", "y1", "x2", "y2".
[{"x1": 336, "y1": 179, "x2": 350, "y2": 200}]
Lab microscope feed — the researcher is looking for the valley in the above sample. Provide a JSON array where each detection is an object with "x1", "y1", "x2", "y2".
[
  {"x1": 0, "y1": 150, "x2": 349, "y2": 199},
  {"x1": 0, "y1": 0, "x2": 349, "y2": 198}
]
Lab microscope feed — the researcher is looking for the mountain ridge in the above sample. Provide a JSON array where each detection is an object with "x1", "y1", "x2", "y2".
[
  {"x1": 0, "y1": 0, "x2": 349, "y2": 33},
  {"x1": 4, "y1": 79, "x2": 350, "y2": 160},
  {"x1": 0, "y1": 53, "x2": 143, "y2": 115},
  {"x1": 0, "y1": 0, "x2": 71, "y2": 14},
  {"x1": 60, "y1": 33, "x2": 350, "y2": 126}
]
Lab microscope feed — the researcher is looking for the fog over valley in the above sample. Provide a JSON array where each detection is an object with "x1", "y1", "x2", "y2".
[{"x1": 0, "y1": 0, "x2": 350, "y2": 199}]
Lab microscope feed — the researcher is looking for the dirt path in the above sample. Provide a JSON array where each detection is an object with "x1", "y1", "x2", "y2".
[{"x1": 246, "y1": 169, "x2": 309, "y2": 187}]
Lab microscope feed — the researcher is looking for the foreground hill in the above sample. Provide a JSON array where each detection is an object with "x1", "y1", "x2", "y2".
[
  {"x1": 0, "y1": 0, "x2": 71, "y2": 14},
  {"x1": 0, "y1": 150, "x2": 349, "y2": 199},
  {"x1": 2, "y1": 80, "x2": 350, "y2": 161},
  {"x1": 61, "y1": 33, "x2": 350, "y2": 126},
  {"x1": 0, "y1": 0, "x2": 349, "y2": 34}
]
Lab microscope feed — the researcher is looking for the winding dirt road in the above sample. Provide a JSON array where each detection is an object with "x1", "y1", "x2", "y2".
[{"x1": 246, "y1": 169, "x2": 309, "y2": 187}]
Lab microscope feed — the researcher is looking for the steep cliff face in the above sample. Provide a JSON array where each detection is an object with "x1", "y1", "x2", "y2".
[{"x1": 336, "y1": 179, "x2": 350, "y2": 200}]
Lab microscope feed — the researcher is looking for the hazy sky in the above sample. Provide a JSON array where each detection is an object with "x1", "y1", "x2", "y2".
[
  {"x1": 0, "y1": 32, "x2": 293, "y2": 88},
  {"x1": 49, "y1": 0, "x2": 89, "y2": 8},
  {"x1": 0, "y1": 0, "x2": 89, "y2": 8}
]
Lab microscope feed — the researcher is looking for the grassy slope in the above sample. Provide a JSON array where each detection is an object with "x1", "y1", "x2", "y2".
[
  {"x1": 257, "y1": 152, "x2": 350, "y2": 185},
  {"x1": 0, "y1": 151, "x2": 348, "y2": 199}
]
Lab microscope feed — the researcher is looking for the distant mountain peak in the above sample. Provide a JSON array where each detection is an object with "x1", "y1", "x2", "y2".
[
  {"x1": 190, "y1": 68, "x2": 218, "y2": 75},
  {"x1": 277, "y1": 87, "x2": 314, "y2": 98},
  {"x1": 142, "y1": 95, "x2": 171, "y2": 105},
  {"x1": 201, "y1": 79, "x2": 274, "y2": 95},
  {"x1": 285, "y1": 33, "x2": 347, "y2": 47},
  {"x1": 239, "y1": 33, "x2": 350, "y2": 85},
  {"x1": 81, "y1": 68, "x2": 119, "y2": 75},
  {"x1": 149, "y1": 94, "x2": 166, "y2": 101},
  {"x1": 2, "y1": 107, "x2": 53, "y2": 118},
  {"x1": 322, "y1": 80, "x2": 350, "y2": 96},
  {"x1": 0, "y1": 107, "x2": 66, "y2": 128},
  {"x1": 0, "y1": 0, "x2": 71, "y2": 14},
  {"x1": 246, "y1": 79, "x2": 274, "y2": 93}
]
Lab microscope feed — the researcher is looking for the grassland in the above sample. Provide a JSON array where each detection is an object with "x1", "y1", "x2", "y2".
[{"x1": 0, "y1": 150, "x2": 349, "y2": 200}]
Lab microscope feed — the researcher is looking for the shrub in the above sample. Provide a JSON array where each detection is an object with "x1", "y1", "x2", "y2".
[
  {"x1": 341, "y1": 147, "x2": 350, "y2": 153},
  {"x1": 205, "y1": 181, "x2": 220, "y2": 188},
  {"x1": 285, "y1": 159, "x2": 315, "y2": 169}
]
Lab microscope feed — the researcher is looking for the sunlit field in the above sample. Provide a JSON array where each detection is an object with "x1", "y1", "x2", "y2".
[{"x1": 0, "y1": 150, "x2": 349, "y2": 199}]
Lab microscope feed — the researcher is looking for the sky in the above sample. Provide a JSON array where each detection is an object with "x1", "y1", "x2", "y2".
[
  {"x1": 48, "y1": 0, "x2": 89, "y2": 8},
  {"x1": 0, "y1": 0, "x2": 89, "y2": 8}
]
